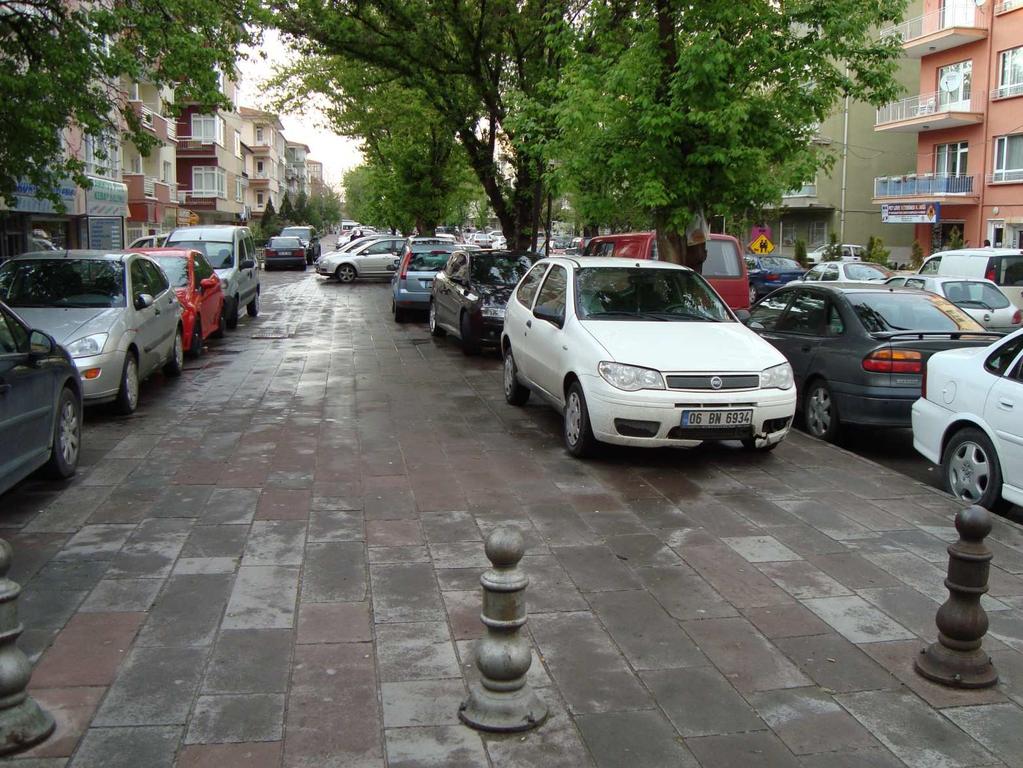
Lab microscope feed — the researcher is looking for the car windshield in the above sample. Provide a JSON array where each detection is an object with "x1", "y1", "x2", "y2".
[
  {"x1": 943, "y1": 281, "x2": 1010, "y2": 310},
  {"x1": 408, "y1": 247, "x2": 457, "y2": 272},
  {"x1": 269, "y1": 237, "x2": 304, "y2": 249},
  {"x1": 470, "y1": 254, "x2": 537, "y2": 285},
  {"x1": 850, "y1": 292, "x2": 983, "y2": 333},
  {"x1": 845, "y1": 263, "x2": 890, "y2": 280},
  {"x1": 760, "y1": 256, "x2": 802, "y2": 270},
  {"x1": 0, "y1": 259, "x2": 126, "y2": 308},
  {"x1": 168, "y1": 239, "x2": 234, "y2": 268},
  {"x1": 151, "y1": 257, "x2": 189, "y2": 289},
  {"x1": 280, "y1": 228, "x2": 312, "y2": 239},
  {"x1": 576, "y1": 267, "x2": 732, "y2": 322}
]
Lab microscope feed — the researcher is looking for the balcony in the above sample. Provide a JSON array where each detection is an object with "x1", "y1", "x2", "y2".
[
  {"x1": 784, "y1": 183, "x2": 817, "y2": 198},
  {"x1": 991, "y1": 81, "x2": 1023, "y2": 101},
  {"x1": 881, "y1": 3, "x2": 988, "y2": 58},
  {"x1": 875, "y1": 91, "x2": 984, "y2": 132},
  {"x1": 873, "y1": 173, "x2": 980, "y2": 202},
  {"x1": 995, "y1": 0, "x2": 1022, "y2": 14},
  {"x1": 129, "y1": 101, "x2": 177, "y2": 144},
  {"x1": 124, "y1": 174, "x2": 176, "y2": 204}
]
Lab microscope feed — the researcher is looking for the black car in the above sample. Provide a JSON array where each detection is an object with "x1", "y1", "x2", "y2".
[
  {"x1": 279, "y1": 226, "x2": 320, "y2": 264},
  {"x1": 429, "y1": 250, "x2": 540, "y2": 354},
  {"x1": 264, "y1": 236, "x2": 308, "y2": 270},
  {"x1": 0, "y1": 301, "x2": 83, "y2": 496},
  {"x1": 747, "y1": 283, "x2": 1000, "y2": 441}
]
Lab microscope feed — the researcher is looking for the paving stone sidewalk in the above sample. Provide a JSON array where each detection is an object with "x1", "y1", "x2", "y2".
[{"x1": 3, "y1": 270, "x2": 1023, "y2": 767}]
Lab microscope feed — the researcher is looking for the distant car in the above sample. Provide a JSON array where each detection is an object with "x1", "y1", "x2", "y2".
[
  {"x1": 279, "y1": 226, "x2": 321, "y2": 264},
  {"x1": 0, "y1": 301, "x2": 83, "y2": 496},
  {"x1": 391, "y1": 242, "x2": 460, "y2": 320},
  {"x1": 129, "y1": 234, "x2": 168, "y2": 250},
  {"x1": 30, "y1": 237, "x2": 60, "y2": 252},
  {"x1": 802, "y1": 261, "x2": 891, "y2": 283},
  {"x1": 471, "y1": 232, "x2": 493, "y2": 247},
  {"x1": 0, "y1": 250, "x2": 185, "y2": 414},
  {"x1": 745, "y1": 255, "x2": 806, "y2": 303},
  {"x1": 264, "y1": 236, "x2": 308, "y2": 270},
  {"x1": 747, "y1": 283, "x2": 998, "y2": 442},
  {"x1": 913, "y1": 330, "x2": 1023, "y2": 512},
  {"x1": 806, "y1": 244, "x2": 865, "y2": 264},
  {"x1": 429, "y1": 250, "x2": 540, "y2": 354},
  {"x1": 316, "y1": 236, "x2": 406, "y2": 282},
  {"x1": 885, "y1": 276, "x2": 1021, "y2": 334},
  {"x1": 136, "y1": 248, "x2": 225, "y2": 357},
  {"x1": 917, "y1": 248, "x2": 1023, "y2": 311}
]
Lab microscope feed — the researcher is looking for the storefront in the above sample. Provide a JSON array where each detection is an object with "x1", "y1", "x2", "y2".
[
  {"x1": 0, "y1": 178, "x2": 79, "y2": 259},
  {"x1": 80, "y1": 176, "x2": 128, "y2": 250}
]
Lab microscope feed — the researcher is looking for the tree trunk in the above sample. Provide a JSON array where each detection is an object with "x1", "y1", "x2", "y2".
[{"x1": 654, "y1": 212, "x2": 707, "y2": 273}]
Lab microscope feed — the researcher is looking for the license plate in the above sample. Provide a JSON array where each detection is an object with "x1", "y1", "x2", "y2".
[{"x1": 681, "y1": 409, "x2": 753, "y2": 428}]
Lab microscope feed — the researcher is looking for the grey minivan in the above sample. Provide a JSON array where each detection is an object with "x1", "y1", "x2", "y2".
[{"x1": 391, "y1": 241, "x2": 459, "y2": 321}]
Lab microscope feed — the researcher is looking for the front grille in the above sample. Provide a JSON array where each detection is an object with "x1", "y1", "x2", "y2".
[
  {"x1": 666, "y1": 374, "x2": 760, "y2": 391},
  {"x1": 667, "y1": 426, "x2": 754, "y2": 440}
]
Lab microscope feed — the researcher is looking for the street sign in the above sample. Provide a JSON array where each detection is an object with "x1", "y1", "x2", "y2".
[{"x1": 749, "y1": 234, "x2": 774, "y2": 255}]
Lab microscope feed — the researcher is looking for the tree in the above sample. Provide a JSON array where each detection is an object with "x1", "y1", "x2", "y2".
[
  {"x1": 866, "y1": 235, "x2": 891, "y2": 266},
  {"x1": 261, "y1": 197, "x2": 278, "y2": 236},
  {"x1": 305, "y1": 187, "x2": 342, "y2": 231},
  {"x1": 823, "y1": 232, "x2": 843, "y2": 262},
  {"x1": 945, "y1": 226, "x2": 964, "y2": 251},
  {"x1": 279, "y1": 191, "x2": 295, "y2": 223},
  {"x1": 0, "y1": 0, "x2": 260, "y2": 207},
  {"x1": 552, "y1": 0, "x2": 905, "y2": 270},
  {"x1": 911, "y1": 239, "x2": 925, "y2": 269},
  {"x1": 294, "y1": 190, "x2": 309, "y2": 223},
  {"x1": 794, "y1": 239, "x2": 808, "y2": 268}
]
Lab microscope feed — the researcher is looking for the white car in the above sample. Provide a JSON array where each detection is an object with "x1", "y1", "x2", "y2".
[
  {"x1": 885, "y1": 275, "x2": 1022, "y2": 333},
  {"x1": 802, "y1": 261, "x2": 891, "y2": 283},
  {"x1": 806, "y1": 244, "x2": 865, "y2": 264},
  {"x1": 913, "y1": 330, "x2": 1023, "y2": 512},
  {"x1": 501, "y1": 257, "x2": 797, "y2": 456},
  {"x1": 316, "y1": 236, "x2": 406, "y2": 282}
]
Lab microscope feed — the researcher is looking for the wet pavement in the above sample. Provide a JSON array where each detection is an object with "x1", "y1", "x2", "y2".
[{"x1": 5, "y1": 258, "x2": 1023, "y2": 767}]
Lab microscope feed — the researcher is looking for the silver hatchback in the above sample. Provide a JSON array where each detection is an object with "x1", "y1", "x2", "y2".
[{"x1": 0, "y1": 251, "x2": 184, "y2": 414}]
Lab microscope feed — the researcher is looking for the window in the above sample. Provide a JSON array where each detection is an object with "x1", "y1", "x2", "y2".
[
  {"x1": 905, "y1": 278, "x2": 927, "y2": 290},
  {"x1": 256, "y1": 160, "x2": 264, "y2": 175},
  {"x1": 235, "y1": 177, "x2": 243, "y2": 203},
  {"x1": 256, "y1": 127, "x2": 265, "y2": 144},
  {"x1": 234, "y1": 130, "x2": 241, "y2": 158},
  {"x1": 0, "y1": 310, "x2": 22, "y2": 354},
  {"x1": 937, "y1": 61, "x2": 972, "y2": 110},
  {"x1": 993, "y1": 255, "x2": 1023, "y2": 287},
  {"x1": 163, "y1": 161, "x2": 173, "y2": 184},
  {"x1": 194, "y1": 254, "x2": 215, "y2": 281},
  {"x1": 997, "y1": 47, "x2": 1023, "y2": 99},
  {"x1": 214, "y1": 68, "x2": 225, "y2": 93},
  {"x1": 920, "y1": 256, "x2": 942, "y2": 274},
  {"x1": 257, "y1": 192, "x2": 264, "y2": 206},
  {"x1": 83, "y1": 133, "x2": 121, "y2": 178},
  {"x1": 985, "y1": 335, "x2": 1023, "y2": 376},
  {"x1": 534, "y1": 265, "x2": 568, "y2": 322},
  {"x1": 805, "y1": 265, "x2": 825, "y2": 281},
  {"x1": 993, "y1": 135, "x2": 1023, "y2": 182},
  {"x1": 776, "y1": 292, "x2": 826, "y2": 335},
  {"x1": 827, "y1": 304, "x2": 845, "y2": 335},
  {"x1": 192, "y1": 167, "x2": 226, "y2": 198},
  {"x1": 516, "y1": 263, "x2": 548, "y2": 308},
  {"x1": 445, "y1": 252, "x2": 467, "y2": 276},
  {"x1": 749, "y1": 293, "x2": 791, "y2": 331},
  {"x1": 129, "y1": 260, "x2": 150, "y2": 297},
  {"x1": 808, "y1": 221, "x2": 827, "y2": 247},
  {"x1": 704, "y1": 238, "x2": 742, "y2": 277},
  {"x1": 141, "y1": 259, "x2": 169, "y2": 295},
  {"x1": 822, "y1": 264, "x2": 839, "y2": 281},
  {"x1": 935, "y1": 141, "x2": 968, "y2": 176},
  {"x1": 191, "y1": 114, "x2": 224, "y2": 145}
]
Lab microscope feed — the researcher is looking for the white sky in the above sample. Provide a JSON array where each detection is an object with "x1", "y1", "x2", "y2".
[{"x1": 235, "y1": 29, "x2": 363, "y2": 188}]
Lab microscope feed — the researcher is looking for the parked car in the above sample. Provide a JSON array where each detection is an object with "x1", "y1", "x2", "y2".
[
  {"x1": 264, "y1": 236, "x2": 308, "y2": 271},
  {"x1": 802, "y1": 261, "x2": 891, "y2": 283},
  {"x1": 279, "y1": 226, "x2": 321, "y2": 264},
  {"x1": 471, "y1": 232, "x2": 493, "y2": 247},
  {"x1": 137, "y1": 248, "x2": 225, "y2": 357},
  {"x1": 0, "y1": 250, "x2": 185, "y2": 414},
  {"x1": 913, "y1": 330, "x2": 1023, "y2": 512},
  {"x1": 885, "y1": 276, "x2": 1021, "y2": 334},
  {"x1": 806, "y1": 243, "x2": 865, "y2": 264},
  {"x1": 745, "y1": 255, "x2": 806, "y2": 303},
  {"x1": 502, "y1": 257, "x2": 797, "y2": 456},
  {"x1": 128, "y1": 234, "x2": 168, "y2": 250},
  {"x1": 917, "y1": 248, "x2": 1023, "y2": 310},
  {"x1": 391, "y1": 241, "x2": 460, "y2": 319},
  {"x1": 317, "y1": 236, "x2": 406, "y2": 282},
  {"x1": 0, "y1": 301, "x2": 83, "y2": 495},
  {"x1": 746, "y1": 283, "x2": 998, "y2": 442},
  {"x1": 581, "y1": 231, "x2": 752, "y2": 310},
  {"x1": 429, "y1": 250, "x2": 540, "y2": 353},
  {"x1": 165, "y1": 226, "x2": 260, "y2": 329}
]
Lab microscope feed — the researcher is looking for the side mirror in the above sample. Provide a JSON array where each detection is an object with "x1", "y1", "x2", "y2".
[
  {"x1": 29, "y1": 329, "x2": 53, "y2": 356},
  {"x1": 748, "y1": 320, "x2": 766, "y2": 331},
  {"x1": 240, "y1": 259, "x2": 255, "y2": 270},
  {"x1": 134, "y1": 293, "x2": 155, "y2": 310},
  {"x1": 534, "y1": 304, "x2": 564, "y2": 328},
  {"x1": 735, "y1": 309, "x2": 752, "y2": 323},
  {"x1": 386, "y1": 263, "x2": 397, "y2": 271}
]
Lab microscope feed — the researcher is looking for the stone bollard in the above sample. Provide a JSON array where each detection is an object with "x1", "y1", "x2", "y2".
[
  {"x1": 459, "y1": 527, "x2": 548, "y2": 732},
  {"x1": 915, "y1": 505, "x2": 999, "y2": 689},
  {"x1": 0, "y1": 539, "x2": 55, "y2": 754}
]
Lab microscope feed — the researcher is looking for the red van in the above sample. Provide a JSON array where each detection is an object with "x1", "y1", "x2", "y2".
[{"x1": 582, "y1": 231, "x2": 751, "y2": 310}]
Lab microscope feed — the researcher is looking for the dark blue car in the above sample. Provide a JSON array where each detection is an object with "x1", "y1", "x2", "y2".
[{"x1": 745, "y1": 255, "x2": 806, "y2": 302}]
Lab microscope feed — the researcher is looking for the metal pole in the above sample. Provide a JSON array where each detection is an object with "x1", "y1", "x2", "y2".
[{"x1": 840, "y1": 87, "x2": 850, "y2": 244}]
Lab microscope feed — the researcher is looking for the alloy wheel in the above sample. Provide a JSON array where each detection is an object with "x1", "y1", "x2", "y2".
[
  {"x1": 565, "y1": 392, "x2": 582, "y2": 446},
  {"x1": 947, "y1": 441, "x2": 991, "y2": 503},
  {"x1": 749, "y1": 286, "x2": 757, "y2": 305},
  {"x1": 807, "y1": 387, "x2": 830, "y2": 437},
  {"x1": 59, "y1": 399, "x2": 80, "y2": 466},
  {"x1": 125, "y1": 357, "x2": 139, "y2": 410},
  {"x1": 503, "y1": 354, "x2": 515, "y2": 397},
  {"x1": 429, "y1": 302, "x2": 437, "y2": 332},
  {"x1": 174, "y1": 332, "x2": 184, "y2": 369},
  {"x1": 337, "y1": 265, "x2": 355, "y2": 283}
]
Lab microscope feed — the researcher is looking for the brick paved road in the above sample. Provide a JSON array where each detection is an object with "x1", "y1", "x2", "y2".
[{"x1": 4, "y1": 266, "x2": 1023, "y2": 767}]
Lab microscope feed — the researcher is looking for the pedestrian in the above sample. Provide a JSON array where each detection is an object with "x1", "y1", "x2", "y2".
[{"x1": 984, "y1": 239, "x2": 991, "y2": 247}]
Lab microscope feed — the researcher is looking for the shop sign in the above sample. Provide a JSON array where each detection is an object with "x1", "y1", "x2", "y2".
[
  {"x1": 881, "y1": 202, "x2": 941, "y2": 224},
  {"x1": 9, "y1": 179, "x2": 78, "y2": 214},
  {"x1": 85, "y1": 176, "x2": 129, "y2": 217}
]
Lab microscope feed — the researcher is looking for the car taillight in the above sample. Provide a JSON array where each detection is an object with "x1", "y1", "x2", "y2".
[
  {"x1": 765, "y1": 272, "x2": 779, "y2": 281},
  {"x1": 266, "y1": 249, "x2": 276, "y2": 256},
  {"x1": 863, "y1": 348, "x2": 923, "y2": 374},
  {"x1": 1013, "y1": 309, "x2": 1022, "y2": 325},
  {"x1": 399, "y1": 253, "x2": 412, "y2": 279},
  {"x1": 293, "y1": 250, "x2": 303, "y2": 257}
]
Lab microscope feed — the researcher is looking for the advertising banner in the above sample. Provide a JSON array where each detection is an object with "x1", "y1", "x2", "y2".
[{"x1": 881, "y1": 202, "x2": 941, "y2": 224}]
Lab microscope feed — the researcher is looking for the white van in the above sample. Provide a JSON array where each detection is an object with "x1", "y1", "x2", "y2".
[{"x1": 919, "y1": 248, "x2": 1023, "y2": 309}]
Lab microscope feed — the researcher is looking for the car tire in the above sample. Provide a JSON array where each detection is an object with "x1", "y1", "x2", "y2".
[
  {"x1": 336, "y1": 264, "x2": 356, "y2": 283},
  {"x1": 187, "y1": 320, "x2": 202, "y2": 359},
  {"x1": 741, "y1": 437, "x2": 779, "y2": 452},
  {"x1": 211, "y1": 309, "x2": 226, "y2": 339},
  {"x1": 460, "y1": 312, "x2": 481, "y2": 356},
  {"x1": 45, "y1": 386, "x2": 81, "y2": 479},
  {"x1": 803, "y1": 379, "x2": 840, "y2": 443},
  {"x1": 164, "y1": 327, "x2": 184, "y2": 377},
  {"x1": 247, "y1": 289, "x2": 260, "y2": 317},
  {"x1": 503, "y1": 348, "x2": 530, "y2": 406},
  {"x1": 942, "y1": 427, "x2": 1010, "y2": 513},
  {"x1": 226, "y1": 296, "x2": 240, "y2": 329},
  {"x1": 115, "y1": 351, "x2": 140, "y2": 415},
  {"x1": 393, "y1": 300, "x2": 408, "y2": 324},
  {"x1": 564, "y1": 381, "x2": 599, "y2": 458},
  {"x1": 429, "y1": 301, "x2": 446, "y2": 337}
]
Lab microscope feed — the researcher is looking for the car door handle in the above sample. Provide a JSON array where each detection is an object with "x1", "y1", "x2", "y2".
[
  {"x1": 526, "y1": 320, "x2": 532, "y2": 328},
  {"x1": 999, "y1": 398, "x2": 1014, "y2": 409},
  {"x1": 154, "y1": 307, "x2": 161, "y2": 315},
  {"x1": 801, "y1": 345, "x2": 812, "y2": 353},
  {"x1": 0, "y1": 383, "x2": 9, "y2": 396}
]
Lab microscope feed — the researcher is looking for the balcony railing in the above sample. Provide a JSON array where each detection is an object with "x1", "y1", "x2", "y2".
[
  {"x1": 996, "y1": 0, "x2": 1022, "y2": 13},
  {"x1": 143, "y1": 177, "x2": 156, "y2": 198},
  {"x1": 881, "y1": 3, "x2": 981, "y2": 42},
  {"x1": 992, "y1": 82, "x2": 1023, "y2": 100},
  {"x1": 784, "y1": 183, "x2": 817, "y2": 198},
  {"x1": 167, "y1": 120, "x2": 177, "y2": 141},
  {"x1": 874, "y1": 173, "x2": 978, "y2": 197},
  {"x1": 876, "y1": 91, "x2": 980, "y2": 126},
  {"x1": 988, "y1": 170, "x2": 1023, "y2": 183}
]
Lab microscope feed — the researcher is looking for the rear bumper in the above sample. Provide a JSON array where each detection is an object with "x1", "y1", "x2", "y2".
[
  {"x1": 394, "y1": 286, "x2": 431, "y2": 308},
  {"x1": 911, "y1": 397, "x2": 949, "y2": 465},
  {"x1": 266, "y1": 257, "x2": 306, "y2": 268},
  {"x1": 830, "y1": 383, "x2": 919, "y2": 427}
]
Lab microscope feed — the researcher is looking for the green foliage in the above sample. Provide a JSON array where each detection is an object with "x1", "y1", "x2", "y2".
[
  {"x1": 0, "y1": 0, "x2": 261, "y2": 208},
  {"x1": 279, "y1": 191, "x2": 295, "y2": 222},
  {"x1": 911, "y1": 239, "x2": 925, "y2": 269},
  {"x1": 866, "y1": 235, "x2": 890, "y2": 266},
  {"x1": 794, "y1": 239, "x2": 808, "y2": 268},
  {"x1": 945, "y1": 226, "x2": 964, "y2": 251},
  {"x1": 823, "y1": 233, "x2": 843, "y2": 262},
  {"x1": 293, "y1": 190, "x2": 309, "y2": 223},
  {"x1": 305, "y1": 188, "x2": 342, "y2": 230},
  {"x1": 261, "y1": 197, "x2": 279, "y2": 237}
]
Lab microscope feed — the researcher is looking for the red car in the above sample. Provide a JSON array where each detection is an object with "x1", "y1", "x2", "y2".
[{"x1": 136, "y1": 248, "x2": 225, "y2": 357}]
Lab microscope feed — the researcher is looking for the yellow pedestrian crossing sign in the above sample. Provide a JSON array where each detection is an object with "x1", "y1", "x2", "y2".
[{"x1": 749, "y1": 234, "x2": 774, "y2": 255}]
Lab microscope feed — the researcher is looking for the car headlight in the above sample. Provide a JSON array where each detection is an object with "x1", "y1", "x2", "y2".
[
  {"x1": 66, "y1": 333, "x2": 108, "y2": 358},
  {"x1": 761, "y1": 362, "x2": 794, "y2": 390},
  {"x1": 598, "y1": 361, "x2": 665, "y2": 391},
  {"x1": 481, "y1": 305, "x2": 504, "y2": 318}
]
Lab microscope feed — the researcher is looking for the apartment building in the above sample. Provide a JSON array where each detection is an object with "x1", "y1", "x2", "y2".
[
  {"x1": 123, "y1": 80, "x2": 180, "y2": 242},
  {"x1": 873, "y1": 0, "x2": 1023, "y2": 252},
  {"x1": 307, "y1": 160, "x2": 325, "y2": 196},
  {"x1": 238, "y1": 107, "x2": 287, "y2": 217},
  {"x1": 175, "y1": 74, "x2": 249, "y2": 225},
  {"x1": 285, "y1": 141, "x2": 311, "y2": 197}
]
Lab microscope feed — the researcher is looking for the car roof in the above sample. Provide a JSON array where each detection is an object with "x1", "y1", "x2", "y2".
[
  {"x1": 280, "y1": 225, "x2": 313, "y2": 231},
  {"x1": 937, "y1": 248, "x2": 1023, "y2": 257},
  {"x1": 133, "y1": 247, "x2": 198, "y2": 259},
  {"x1": 4, "y1": 249, "x2": 130, "y2": 262},
  {"x1": 542, "y1": 256, "x2": 695, "y2": 271},
  {"x1": 787, "y1": 282, "x2": 920, "y2": 294},
  {"x1": 168, "y1": 226, "x2": 245, "y2": 240}
]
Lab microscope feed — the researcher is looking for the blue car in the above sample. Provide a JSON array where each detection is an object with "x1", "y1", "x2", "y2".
[
  {"x1": 745, "y1": 255, "x2": 806, "y2": 302},
  {"x1": 392, "y1": 241, "x2": 459, "y2": 322}
]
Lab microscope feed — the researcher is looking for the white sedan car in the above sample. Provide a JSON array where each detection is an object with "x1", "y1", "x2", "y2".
[
  {"x1": 501, "y1": 257, "x2": 797, "y2": 457},
  {"x1": 885, "y1": 275, "x2": 1021, "y2": 334},
  {"x1": 913, "y1": 330, "x2": 1023, "y2": 512},
  {"x1": 802, "y1": 261, "x2": 891, "y2": 283}
]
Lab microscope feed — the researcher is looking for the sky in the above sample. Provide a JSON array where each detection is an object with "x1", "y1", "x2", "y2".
[{"x1": 235, "y1": 30, "x2": 363, "y2": 188}]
